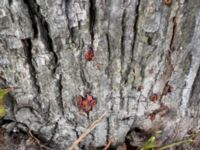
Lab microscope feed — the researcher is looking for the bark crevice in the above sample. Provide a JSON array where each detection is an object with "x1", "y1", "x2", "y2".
[
  {"x1": 21, "y1": 39, "x2": 41, "y2": 96},
  {"x1": 23, "y1": 0, "x2": 58, "y2": 73},
  {"x1": 47, "y1": 122, "x2": 58, "y2": 145},
  {"x1": 106, "y1": 117, "x2": 110, "y2": 142},
  {"x1": 125, "y1": 0, "x2": 141, "y2": 86},
  {"x1": 89, "y1": 0, "x2": 96, "y2": 45},
  {"x1": 56, "y1": 74, "x2": 64, "y2": 116},
  {"x1": 120, "y1": 9, "x2": 126, "y2": 70},
  {"x1": 169, "y1": 17, "x2": 177, "y2": 51},
  {"x1": 8, "y1": 0, "x2": 13, "y2": 6},
  {"x1": 105, "y1": 33, "x2": 111, "y2": 77},
  {"x1": 23, "y1": 0, "x2": 38, "y2": 38},
  {"x1": 131, "y1": 0, "x2": 140, "y2": 60}
]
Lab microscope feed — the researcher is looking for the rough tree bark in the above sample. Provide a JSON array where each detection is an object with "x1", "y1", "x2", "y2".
[{"x1": 0, "y1": 0, "x2": 200, "y2": 149}]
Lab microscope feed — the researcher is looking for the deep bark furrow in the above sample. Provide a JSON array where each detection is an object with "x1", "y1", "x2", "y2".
[
  {"x1": 119, "y1": 89, "x2": 125, "y2": 110},
  {"x1": 8, "y1": 0, "x2": 12, "y2": 6},
  {"x1": 169, "y1": 17, "x2": 177, "y2": 51},
  {"x1": 106, "y1": 117, "x2": 110, "y2": 142},
  {"x1": 24, "y1": 0, "x2": 58, "y2": 73},
  {"x1": 140, "y1": 63, "x2": 146, "y2": 83},
  {"x1": 89, "y1": 0, "x2": 96, "y2": 45},
  {"x1": 105, "y1": 33, "x2": 111, "y2": 77},
  {"x1": 2, "y1": 0, "x2": 200, "y2": 149},
  {"x1": 106, "y1": 33, "x2": 111, "y2": 65},
  {"x1": 169, "y1": 3, "x2": 180, "y2": 52},
  {"x1": 120, "y1": 9, "x2": 126, "y2": 71},
  {"x1": 119, "y1": 1, "x2": 127, "y2": 110},
  {"x1": 42, "y1": 21, "x2": 59, "y2": 73},
  {"x1": 23, "y1": 0, "x2": 38, "y2": 38},
  {"x1": 57, "y1": 74, "x2": 65, "y2": 116},
  {"x1": 127, "y1": 0, "x2": 141, "y2": 86},
  {"x1": 131, "y1": 0, "x2": 140, "y2": 59},
  {"x1": 21, "y1": 39, "x2": 41, "y2": 95}
]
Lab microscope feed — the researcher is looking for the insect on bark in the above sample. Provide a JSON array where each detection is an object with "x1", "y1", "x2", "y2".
[
  {"x1": 74, "y1": 94, "x2": 97, "y2": 113},
  {"x1": 85, "y1": 47, "x2": 94, "y2": 61}
]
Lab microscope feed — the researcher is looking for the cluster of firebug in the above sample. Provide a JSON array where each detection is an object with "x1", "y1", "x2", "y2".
[
  {"x1": 75, "y1": 94, "x2": 97, "y2": 113},
  {"x1": 74, "y1": 46, "x2": 96, "y2": 113}
]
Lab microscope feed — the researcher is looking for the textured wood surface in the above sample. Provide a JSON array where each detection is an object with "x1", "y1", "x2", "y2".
[{"x1": 0, "y1": 0, "x2": 200, "y2": 149}]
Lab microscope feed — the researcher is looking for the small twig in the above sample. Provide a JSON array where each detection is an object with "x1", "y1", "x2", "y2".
[
  {"x1": 28, "y1": 130, "x2": 43, "y2": 150},
  {"x1": 68, "y1": 112, "x2": 107, "y2": 150},
  {"x1": 103, "y1": 139, "x2": 112, "y2": 150},
  {"x1": 28, "y1": 130, "x2": 52, "y2": 150}
]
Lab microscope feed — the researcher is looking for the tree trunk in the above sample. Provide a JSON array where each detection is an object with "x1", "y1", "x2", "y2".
[{"x1": 1, "y1": 0, "x2": 200, "y2": 149}]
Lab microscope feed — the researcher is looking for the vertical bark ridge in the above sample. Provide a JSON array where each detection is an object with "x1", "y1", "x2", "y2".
[
  {"x1": 21, "y1": 39, "x2": 41, "y2": 108},
  {"x1": 130, "y1": 0, "x2": 141, "y2": 88}
]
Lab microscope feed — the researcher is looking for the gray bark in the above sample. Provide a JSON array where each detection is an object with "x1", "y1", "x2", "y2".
[{"x1": 1, "y1": 0, "x2": 200, "y2": 149}]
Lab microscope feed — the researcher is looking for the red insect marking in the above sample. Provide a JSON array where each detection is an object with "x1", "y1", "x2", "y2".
[
  {"x1": 150, "y1": 94, "x2": 159, "y2": 103},
  {"x1": 91, "y1": 100, "x2": 96, "y2": 106},
  {"x1": 86, "y1": 94, "x2": 93, "y2": 102},
  {"x1": 85, "y1": 47, "x2": 94, "y2": 61},
  {"x1": 75, "y1": 94, "x2": 97, "y2": 113},
  {"x1": 86, "y1": 94, "x2": 96, "y2": 107}
]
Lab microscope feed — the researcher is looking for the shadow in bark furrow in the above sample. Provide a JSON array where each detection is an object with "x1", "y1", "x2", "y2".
[
  {"x1": 170, "y1": 17, "x2": 176, "y2": 51},
  {"x1": 89, "y1": 0, "x2": 96, "y2": 45},
  {"x1": 23, "y1": 0, "x2": 38, "y2": 38},
  {"x1": 119, "y1": 1, "x2": 128, "y2": 110},
  {"x1": 131, "y1": 0, "x2": 141, "y2": 59},
  {"x1": 8, "y1": 0, "x2": 12, "y2": 6},
  {"x1": 120, "y1": 8, "x2": 126, "y2": 71},
  {"x1": 131, "y1": 0, "x2": 141, "y2": 57},
  {"x1": 105, "y1": 33, "x2": 112, "y2": 77},
  {"x1": 56, "y1": 75, "x2": 65, "y2": 116},
  {"x1": 106, "y1": 117, "x2": 110, "y2": 142}
]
